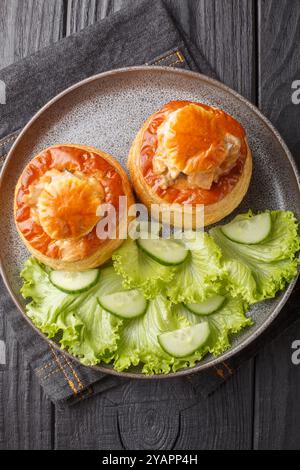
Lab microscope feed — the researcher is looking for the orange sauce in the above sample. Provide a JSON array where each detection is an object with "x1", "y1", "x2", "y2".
[
  {"x1": 16, "y1": 145, "x2": 125, "y2": 259},
  {"x1": 140, "y1": 101, "x2": 247, "y2": 205}
]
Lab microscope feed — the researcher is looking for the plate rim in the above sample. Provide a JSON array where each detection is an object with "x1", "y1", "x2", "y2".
[{"x1": 0, "y1": 65, "x2": 299, "y2": 379}]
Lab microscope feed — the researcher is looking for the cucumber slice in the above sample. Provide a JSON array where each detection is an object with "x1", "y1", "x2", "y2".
[
  {"x1": 158, "y1": 322, "x2": 210, "y2": 358},
  {"x1": 128, "y1": 220, "x2": 162, "y2": 240},
  {"x1": 49, "y1": 269, "x2": 100, "y2": 294},
  {"x1": 137, "y1": 221, "x2": 162, "y2": 237},
  {"x1": 137, "y1": 238, "x2": 189, "y2": 266},
  {"x1": 221, "y1": 213, "x2": 272, "y2": 244},
  {"x1": 98, "y1": 289, "x2": 148, "y2": 319},
  {"x1": 185, "y1": 295, "x2": 225, "y2": 315}
]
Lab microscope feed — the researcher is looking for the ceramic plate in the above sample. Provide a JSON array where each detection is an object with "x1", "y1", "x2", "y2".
[{"x1": 0, "y1": 67, "x2": 299, "y2": 378}]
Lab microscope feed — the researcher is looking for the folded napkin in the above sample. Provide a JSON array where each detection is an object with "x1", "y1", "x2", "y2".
[{"x1": 0, "y1": 0, "x2": 298, "y2": 406}]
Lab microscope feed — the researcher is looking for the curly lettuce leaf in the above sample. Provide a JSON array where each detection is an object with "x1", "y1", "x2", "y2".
[
  {"x1": 21, "y1": 259, "x2": 123, "y2": 365},
  {"x1": 166, "y1": 231, "x2": 224, "y2": 304},
  {"x1": 113, "y1": 294, "x2": 191, "y2": 374},
  {"x1": 114, "y1": 294, "x2": 252, "y2": 374},
  {"x1": 112, "y1": 238, "x2": 175, "y2": 299},
  {"x1": 175, "y1": 296, "x2": 253, "y2": 358},
  {"x1": 19, "y1": 209, "x2": 299, "y2": 374},
  {"x1": 210, "y1": 211, "x2": 300, "y2": 303}
]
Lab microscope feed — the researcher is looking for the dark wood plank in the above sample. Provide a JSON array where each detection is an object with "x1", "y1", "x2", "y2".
[
  {"x1": 66, "y1": 0, "x2": 100, "y2": 34},
  {"x1": 56, "y1": 0, "x2": 256, "y2": 450},
  {"x1": 176, "y1": 365, "x2": 254, "y2": 450},
  {"x1": 258, "y1": 0, "x2": 300, "y2": 159},
  {"x1": 0, "y1": 311, "x2": 53, "y2": 450},
  {"x1": 254, "y1": 319, "x2": 300, "y2": 450},
  {"x1": 0, "y1": 0, "x2": 64, "y2": 68},
  {"x1": 254, "y1": 0, "x2": 300, "y2": 450},
  {"x1": 55, "y1": 394, "x2": 124, "y2": 450},
  {"x1": 66, "y1": 0, "x2": 136, "y2": 35},
  {"x1": 66, "y1": 0, "x2": 255, "y2": 100},
  {"x1": 0, "y1": 0, "x2": 65, "y2": 450},
  {"x1": 55, "y1": 380, "x2": 194, "y2": 450},
  {"x1": 212, "y1": 0, "x2": 256, "y2": 100},
  {"x1": 111, "y1": 380, "x2": 196, "y2": 450},
  {"x1": 165, "y1": 0, "x2": 256, "y2": 100}
]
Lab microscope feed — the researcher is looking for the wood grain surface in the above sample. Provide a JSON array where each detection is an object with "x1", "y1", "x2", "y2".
[
  {"x1": 0, "y1": 0, "x2": 299, "y2": 450},
  {"x1": 59, "y1": 0, "x2": 256, "y2": 450},
  {"x1": 253, "y1": 0, "x2": 300, "y2": 450},
  {"x1": 0, "y1": 0, "x2": 65, "y2": 450}
]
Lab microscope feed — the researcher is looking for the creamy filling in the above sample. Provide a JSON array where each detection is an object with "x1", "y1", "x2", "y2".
[
  {"x1": 24, "y1": 169, "x2": 104, "y2": 240},
  {"x1": 152, "y1": 109, "x2": 242, "y2": 190}
]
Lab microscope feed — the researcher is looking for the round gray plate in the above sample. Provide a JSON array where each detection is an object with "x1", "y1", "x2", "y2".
[{"x1": 0, "y1": 67, "x2": 299, "y2": 379}]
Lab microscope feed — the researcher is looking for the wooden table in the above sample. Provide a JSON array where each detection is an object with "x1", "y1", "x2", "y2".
[{"x1": 0, "y1": 0, "x2": 299, "y2": 450}]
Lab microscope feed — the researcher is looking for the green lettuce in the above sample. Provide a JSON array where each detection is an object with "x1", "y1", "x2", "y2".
[
  {"x1": 211, "y1": 211, "x2": 300, "y2": 303},
  {"x1": 166, "y1": 231, "x2": 224, "y2": 304},
  {"x1": 175, "y1": 296, "x2": 253, "y2": 358},
  {"x1": 21, "y1": 259, "x2": 123, "y2": 366},
  {"x1": 112, "y1": 238, "x2": 175, "y2": 298},
  {"x1": 113, "y1": 295, "x2": 189, "y2": 374},
  {"x1": 19, "y1": 209, "x2": 299, "y2": 374},
  {"x1": 114, "y1": 294, "x2": 252, "y2": 374}
]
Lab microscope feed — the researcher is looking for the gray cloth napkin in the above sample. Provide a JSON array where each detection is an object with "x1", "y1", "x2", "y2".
[{"x1": 0, "y1": 0, "x2": 298, "y2": 407}]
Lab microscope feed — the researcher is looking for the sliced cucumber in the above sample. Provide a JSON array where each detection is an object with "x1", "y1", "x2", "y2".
[
  {"x1": 137, "y1": 238, "x2": 189, "y2": 266},
  {"x1": 128, "y1": 220, "x2": 162, "y2": 240},
  {"x1": 49, "y1": 269, "x2": 100, "y2": 294},
  {"x1": 185, "y1": 295, "x2": 225, "y2": 315},
  {"x1": 137, "y1": 221, "x2": 162, "y2": 237},
  {"x1": 221, "y1": 213, "x2": 272, "y2": 245},
  {"x1": 98, "y1": 289, "x2": 148, "y2": 319},
  {"x1": 158, "y1": 322, "x2": 210, "y2": 358}
]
